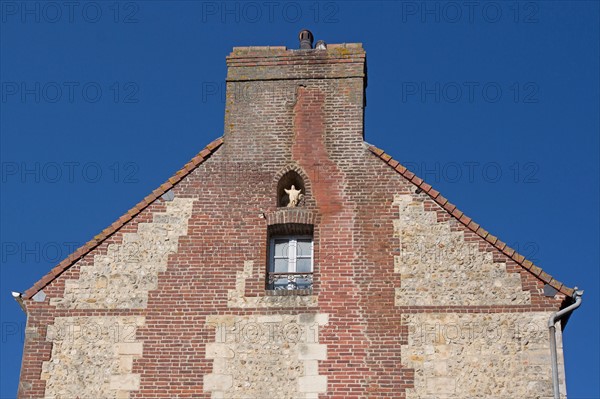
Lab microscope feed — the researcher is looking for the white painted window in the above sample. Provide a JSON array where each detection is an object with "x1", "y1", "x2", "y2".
[{"x1": 268, "y1": 235, "x2": 313, "y2": 290}]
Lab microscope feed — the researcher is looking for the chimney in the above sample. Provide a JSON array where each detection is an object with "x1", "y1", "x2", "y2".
[
  {"x1": 222, "y1": 32, "x2": 366, "y2": 163},
  {"x1": 298, "y1": 29, "x2": 314, "y2": 49}
]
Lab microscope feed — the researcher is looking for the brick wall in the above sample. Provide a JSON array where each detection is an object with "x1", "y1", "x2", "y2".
[{"x1": 17, "y1": 43, "x2": 568, "y2": 399}]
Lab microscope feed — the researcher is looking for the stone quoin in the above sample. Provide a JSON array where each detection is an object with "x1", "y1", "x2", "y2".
[{"x1": 14, "y1": 31, "x2": 580, "y2": 399}]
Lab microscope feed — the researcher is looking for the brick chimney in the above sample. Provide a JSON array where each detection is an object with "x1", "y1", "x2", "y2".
[{"x1": 222, "y1": 32, "x2": 367, "y2": 165}]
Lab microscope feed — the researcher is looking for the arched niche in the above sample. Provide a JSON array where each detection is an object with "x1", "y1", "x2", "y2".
[{"x1": 277, "y1": 170, "x2": 306, "y2": 207}]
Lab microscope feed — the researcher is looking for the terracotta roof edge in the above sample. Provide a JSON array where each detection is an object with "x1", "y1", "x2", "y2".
[
  {"x1": 367, "y1": 144, "x2": 575, "y2": 298},
  {"x1": 22, "y1": 137, "x2": 224, "y2": 300}
]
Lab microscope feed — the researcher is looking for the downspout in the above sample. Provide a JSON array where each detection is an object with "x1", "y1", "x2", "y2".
[{"x1": 548, "y1": 287, "x2": 583, "y2": 399}]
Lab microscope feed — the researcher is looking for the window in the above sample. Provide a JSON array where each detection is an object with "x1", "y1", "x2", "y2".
[{"x1": 268, "y1": 235, "x2": 313, "y2": 290}]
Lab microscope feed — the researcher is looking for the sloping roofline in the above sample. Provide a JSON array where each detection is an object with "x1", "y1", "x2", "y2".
[
  {"x1": 22, "y1": 137, "x2": 224, "y2": 300},
  {"x1": 367, "y1": 144, "x2": 575, "y2": 298},
  {"x1": 22, "y1": 137, "x2": 574, "y2": 300}
]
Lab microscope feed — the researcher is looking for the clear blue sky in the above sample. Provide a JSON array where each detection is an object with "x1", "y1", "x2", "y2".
[{"x1": 1, "y1": 1, "x2": 598, "y2": 398}]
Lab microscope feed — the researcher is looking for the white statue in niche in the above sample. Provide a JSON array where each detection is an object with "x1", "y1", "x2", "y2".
[{"x1": 284, "y1": 185, "x2": 304, "y2": 207}]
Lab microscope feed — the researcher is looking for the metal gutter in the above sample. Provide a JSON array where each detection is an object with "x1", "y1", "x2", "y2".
[{"x1": 548, "y1": 288, "x2": 583, "y2": 399}]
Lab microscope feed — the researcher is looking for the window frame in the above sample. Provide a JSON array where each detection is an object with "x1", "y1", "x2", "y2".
[{"x1": 267, "y1": 235, "x2": 314, "y2": 290}]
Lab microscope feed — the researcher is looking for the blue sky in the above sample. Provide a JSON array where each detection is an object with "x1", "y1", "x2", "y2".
[{"x1": 0, "y1": 1, "x2": 598, "y2": 398}]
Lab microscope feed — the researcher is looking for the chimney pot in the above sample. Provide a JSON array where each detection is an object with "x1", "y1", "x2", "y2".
[{"x1": 299, "y1": 29, "x2": 314, "y2": 49}]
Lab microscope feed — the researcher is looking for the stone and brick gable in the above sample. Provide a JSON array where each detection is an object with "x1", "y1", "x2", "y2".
[
  {"x1": 17, "y1": 40, "x2": 575, "y2": 399},
  {"x1": 22, "y1": 138, "x2": 572, "y2": 305}
]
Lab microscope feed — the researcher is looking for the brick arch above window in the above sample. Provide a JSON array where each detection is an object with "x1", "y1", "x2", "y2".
[
  {"x1": 265, "y1": 208, "x2": 317, "y2": 228},
  {"x1": 273, "y1": 163, "x2": 311, "y2": 184}
]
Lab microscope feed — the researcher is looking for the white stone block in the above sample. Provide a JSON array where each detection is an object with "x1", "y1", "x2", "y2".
[
  {"x1": 203, "y1": 373, "x2": 233, "y2": 391},
  {"x1": 211, "y1": 358, "x2": 227, "y2": 373},
  {"x1": 115, "y1": 391, "x2": 130, "y2": 399},
  {"x1": 304, "y1": 360, "x2": 319, "y2": 376},
  {"x1": 205, "y1": 343, "x2": 235, "y2": 359},
  {"x1": 426, "y1": 377, "x2": 456, "y2": 394},
  {"x1": 298, "y1": 344, "x2": 327, "y2": 360},
  {"x1": 119, "y1": 356, "x2": 133, "y2": 373},
  {"x1": 109, "y1": 374, "x2": 140, "y2": 391},
  {"x1": 431, "y1": 361, "x2": 447, "y2": 375},
  {"x1": 298, "y1": 375, "x2": 327, "y2": 393},
  {"x1": 243, "y1": 260, "x2": 254, "y2": 274},
  {"x1": 117, "y1": 342, "x2": 143, "y2": 356}
]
